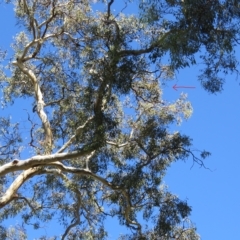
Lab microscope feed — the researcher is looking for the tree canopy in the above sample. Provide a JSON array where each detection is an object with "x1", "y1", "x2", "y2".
[{"x1": 0, "y1": 0, "x2": 239, "y2": 239}]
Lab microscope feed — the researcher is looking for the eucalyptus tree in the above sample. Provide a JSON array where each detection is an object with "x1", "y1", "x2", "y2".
[{"x1": 1, "y1": 0, "x2": 239, "y2": 239}]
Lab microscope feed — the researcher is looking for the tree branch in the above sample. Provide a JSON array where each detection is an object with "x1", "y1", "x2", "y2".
[
  {"x1": 0, "y1": 150, "x2": 95, "y2": 177},
  {"x1": 50, "y1": 162, "x2": 142, "y2": 232},
  {"x1": 15, "y1": 196, "x2": 37, "y2": 215},
  {"x1": 12, "y1": 59, "x2": 53, "y2": 153},
  {"x1": 106, "y1": 141, "x2": 129, "y2": 148},
  {"x1": 0, "y1": 167, "x2": 43, "y2": 208},
  {"x1": 57, "y1": 116, "x2": 94, "y2": 153}
]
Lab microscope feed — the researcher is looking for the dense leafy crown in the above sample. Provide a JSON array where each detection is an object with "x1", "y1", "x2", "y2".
[{"x1": 0, "y1": 0, "x2": 238, "y2": 239}]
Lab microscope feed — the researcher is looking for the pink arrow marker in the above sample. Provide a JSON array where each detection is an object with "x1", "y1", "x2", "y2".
[{"x1": 173, "y1": 84, "x2": 196, "y2": 91}]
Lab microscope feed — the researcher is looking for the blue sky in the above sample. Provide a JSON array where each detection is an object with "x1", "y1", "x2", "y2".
[
  {"x1": 0, "y1": 2, "x2": 240, "y2": 239},
  {"x1": 164, "y1": 66, "x2": 240, "y2": 239}
]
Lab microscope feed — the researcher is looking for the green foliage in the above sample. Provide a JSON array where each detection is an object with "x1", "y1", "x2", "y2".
[
  {"x1": 139, "y1": 0, "x2": 240, "y2": 92},
  {"x1": 1, "y1": 0, "x2": 238, "y2": 239}
]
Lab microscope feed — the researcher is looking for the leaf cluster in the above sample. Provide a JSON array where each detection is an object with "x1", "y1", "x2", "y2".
[{"x1": 0, "y1": 0, "x2": 224, "y2": 239}]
